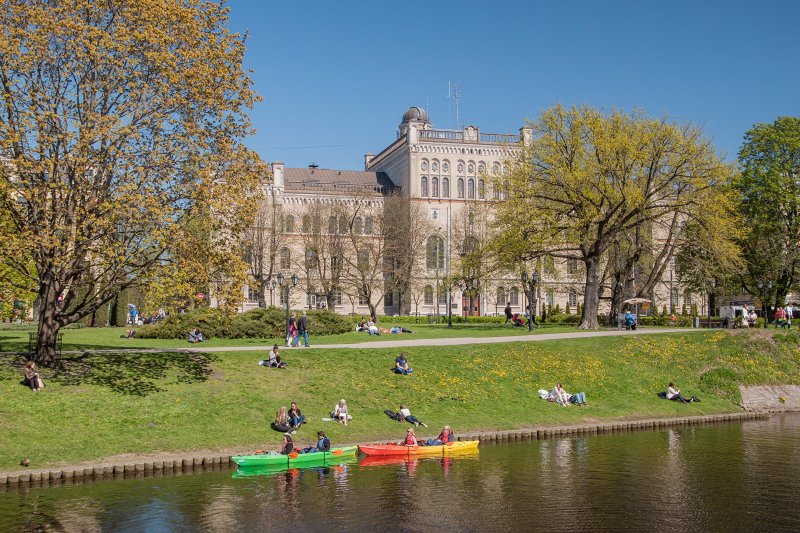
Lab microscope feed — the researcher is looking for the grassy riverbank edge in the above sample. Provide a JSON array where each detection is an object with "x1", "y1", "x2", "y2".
[
  {"x1": 0, "y1": 410, "x2": 778, "y2": 487},
  {"x1": 3, "y1": 330, "x2": 800, "y2": 478}
]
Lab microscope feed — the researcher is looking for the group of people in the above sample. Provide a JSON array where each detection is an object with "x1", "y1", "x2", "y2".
[
  {"x1": 541, "y1": 382, "x2": 588, "y2": 406},
  {"x1": 286, "y1": 311, "x2": 311, "y2": 347},
  {"x1": 273, "y1": 402, "x2": 307, "y2": 433},
  {"x1": 399, "y1": 425, "x2": 454, "y2": 447},
  {"x1": 188, "y1": 328, "x2": 204, "y2": 343},
  {"x1": 356, "y1": 317, "x2": 414, "y2": 335},
  {"x1": 280, "y1": 430, "x2": 330, "y2": 455},
  {"x1": 773, "y1": 304, "x2": 795, "y2": 329}
]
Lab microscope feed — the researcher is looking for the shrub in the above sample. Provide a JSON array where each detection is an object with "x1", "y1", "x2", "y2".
[{"x1": 137, "y1": 307, "x2": 352, "y2": 339}]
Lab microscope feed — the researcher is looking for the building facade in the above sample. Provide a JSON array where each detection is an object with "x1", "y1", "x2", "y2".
[{"x1": 234, "y1": 107, "x2": 697, "y2": 319}]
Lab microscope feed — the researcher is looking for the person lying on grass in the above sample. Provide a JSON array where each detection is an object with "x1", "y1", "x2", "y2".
[
  {"x1": 550, "y1": 382, "x2": 587, "y2": 406},
  {"x1": 399, "y1": 404, "x2": 428, "y2": 427}
]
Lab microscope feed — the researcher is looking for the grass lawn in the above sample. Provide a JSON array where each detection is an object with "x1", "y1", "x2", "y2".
[
  {"x1": 0, "y1": 321, "x2": 581, "y2": 353},
  {"x1": 2, "y1": 329, "x2": 798, "y2": 472}
]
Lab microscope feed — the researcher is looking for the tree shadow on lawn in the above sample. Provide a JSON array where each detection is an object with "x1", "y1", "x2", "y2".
[{"x1": 0, "y1": 350, "x2": 217, "y2": 396}]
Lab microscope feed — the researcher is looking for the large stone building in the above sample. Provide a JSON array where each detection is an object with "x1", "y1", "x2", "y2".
[{"x1": 233, "y1": 107, "x2": 698, "y2": 318}]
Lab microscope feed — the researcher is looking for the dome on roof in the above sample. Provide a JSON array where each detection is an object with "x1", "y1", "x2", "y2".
[{"x1": 401, "y1": 106, "x2": 429, "y2": 124}]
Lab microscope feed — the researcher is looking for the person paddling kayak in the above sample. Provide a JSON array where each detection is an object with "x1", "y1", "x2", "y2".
[{"x1": 399, "y1": 427, "x2": 418, "y2": 446}]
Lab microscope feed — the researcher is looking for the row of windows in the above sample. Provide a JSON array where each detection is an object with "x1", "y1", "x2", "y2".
[
  {"x1": 281, "y1": 214, "x2": 374, "y2": 235},
  {"x1": 421, "y1": 159, "x2": 504, "y2": 176},
  {"x1": 277, "y1": 248, "x2": 372, "y2": 271},
  {"x1": 420, "y1": 176, "x2": 510, "y2": 200}
]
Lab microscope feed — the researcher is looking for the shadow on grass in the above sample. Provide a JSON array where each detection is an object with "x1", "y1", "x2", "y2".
[{"x1": 0, "y1": 350, "x2": 217, "y2": 396}]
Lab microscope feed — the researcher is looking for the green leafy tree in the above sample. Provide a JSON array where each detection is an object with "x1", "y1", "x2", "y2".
[
  {"x1": 0, "y1": 0, "x2": 259, "y2": 365},
  {"x1": 493, "y1": 105, "x2": 733, "y2": 329},
  {"x1": 736, "y1": 116, "x2": 800, "y2": 306}
]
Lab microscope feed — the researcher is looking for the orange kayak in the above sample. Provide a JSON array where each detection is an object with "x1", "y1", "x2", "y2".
[{"x1": 358, "y1": 440, "x2": 479, "y2": 457}]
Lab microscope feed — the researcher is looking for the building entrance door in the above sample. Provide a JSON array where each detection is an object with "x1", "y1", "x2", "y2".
[{"x1": 462, "y1": 294, "x2": 481, "y2": 317}]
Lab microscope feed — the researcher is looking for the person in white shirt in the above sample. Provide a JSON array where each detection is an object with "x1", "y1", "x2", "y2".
[
  {"x1": 398, "y1": 404, "x2": 427, "y2": 427},
  {"x1": 331, "y1": 399, "x2": 351, "y2": 425},
  {"x1": 666, "y1": 382, "x2": 690, "y2": 403}
]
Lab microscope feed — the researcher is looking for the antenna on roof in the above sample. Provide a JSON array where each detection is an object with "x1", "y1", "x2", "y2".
[
  {"x1": 447, "y1": 81, "x2": 451, "y2": 129},
  {"x1": 454, "y1": 83, "x2": 460, "y2": 129}
]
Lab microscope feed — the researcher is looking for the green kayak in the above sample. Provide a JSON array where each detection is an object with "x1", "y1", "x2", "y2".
[
  {"x1": 232, "y1": 446, "x2": 358, "y2": 469},
  {"x1": 232, "y1": 456, "x2": 357, "y2": 478}
]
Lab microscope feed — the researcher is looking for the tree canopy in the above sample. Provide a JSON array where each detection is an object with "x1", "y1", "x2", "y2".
[
  {"x1": 492, "y1": 105, "x2": 735, "y2": 328},
  {"x1": 0, "y1": 0, "x2": 260, "y2": 364}
]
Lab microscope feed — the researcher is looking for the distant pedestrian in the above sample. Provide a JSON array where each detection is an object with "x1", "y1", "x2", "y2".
[
  {"x1": 292, "y1": 311, "x2": 310, "y2": 347},
  {"x1": 504, "y1": 302, "x2": 512, "y2": 326},
  {"x1": 287, "y1": 312, "x2": 297, "y2": 346},
  {"x1": 785, "y1": 304, "x2": 794, "y2": 329},
  {"x1": 624, "y1": 310, "x2": 636, "y2": 330}
]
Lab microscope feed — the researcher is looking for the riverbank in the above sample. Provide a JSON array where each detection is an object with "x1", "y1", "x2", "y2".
[
  {"x1": 2, "y1": 329, "x2": 799, "y2": 477},
  {"x1": 0, "y1": 410, "x2": 773, "y2": 488}
]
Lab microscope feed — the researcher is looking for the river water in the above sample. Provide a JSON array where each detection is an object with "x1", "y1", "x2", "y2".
[{"x1": 2, "y1": 413, "x2": 799, "y2": 532}]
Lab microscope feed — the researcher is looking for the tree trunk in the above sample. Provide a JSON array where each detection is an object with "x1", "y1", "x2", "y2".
[
  {"x1": 35, "y1": 301, "x2": 61, "y2": 368},
  {"x1": 579, "y1": 256, "x2": 602, "y2": 329}
]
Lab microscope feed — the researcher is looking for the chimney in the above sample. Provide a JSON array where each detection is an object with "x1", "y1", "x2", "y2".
[
  {"x1": 272, "y1": 161, "x2": 284, "y2": 190},
  {"x1": 364, "y1": 153, "x2": 374, "y2": 170}
]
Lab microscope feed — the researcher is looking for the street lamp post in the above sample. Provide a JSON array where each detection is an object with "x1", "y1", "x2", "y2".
[
  {"x1": 521, "y1": 271, "x2": 539, "y2": 332},
  {"x1": 269, "y1": 279, "x2": 277, "y2": 307},
  {"x1": 276, "y1": 272, "x2": 298, "y2": 341},
  {"x1": 757, "y1": 280, "x2": 773, "y2": 329},
  {"x1": 707, "y1": 278, "x2": 716, "y2": 329}
]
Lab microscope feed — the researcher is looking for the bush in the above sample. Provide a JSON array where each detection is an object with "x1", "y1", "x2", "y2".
[{"x1": 137, "y1": 307, "x2": 352, "y2": 339}]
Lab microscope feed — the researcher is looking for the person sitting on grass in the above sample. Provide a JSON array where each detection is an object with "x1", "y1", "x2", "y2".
[
  {"x1": 356, "y1": 317, "x2": 368, "y2": 332},
  {"x1": 400, "y1": 427, "x2": 418, "y2": 446},
  {"x1": 331, "y1": 399, "x2": 351, "y2": 425},
  {"x1": 125, "y1": 329, "x2": 137, "y2": 339},
  {"x1": 22, "y1": 361, "x2": 43, "y2": 392},
  {"x1": 399, "y1": 404, "x2": 428, "y2": 427},
  {"x1": 666, "y1": 382, "x2": 697, "y2": 403},
  {"x1": 288, "y1": 402, "x2": 305, "y2": 431},
  {"x1": 394, "y1": 352, "x2": 413, "y2": 374},
  {"x1": 188, "y1": 328, "x2": 204, "y2": 343},
  {"x1": 266, "y1": 345, "x2": 287, "y2": 369},
  {"x1": 426, "y1": 425, "x2": 454, "y2": 446},
  {"x1": 280, "y1": 433, "x2": 295, "y2": 455},
  {"x1": 272, "y1": 406, "x2": 291, "y2": 433}
]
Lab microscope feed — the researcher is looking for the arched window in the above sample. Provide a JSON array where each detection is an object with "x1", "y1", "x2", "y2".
[
  {"x1": 438, "y1": 290, "x2": 448, "y2": 306},
  {"x1": 442, "y1": 161, "x2": 450, "y2": 173},
  {"x1": 426, "y1": 236, "x2": 445, "y2": 269},
  {"x1": 431, "y1": 161, "x2": 439, "y2": 172},
  {"x1": 421, "y1": 176, "x2": 429, "y2": 197},
  {"x1": 492, "y1": 162, "x2": 500, "y2": 175},
  {"x1": 302, "y1": 215, "x2": 311, "y2": 233},
  {"x1": 357, "y1": 249, "x2": 370, "y2": 270},
  {"x1": 284, "y1": 215, "x2": 295, "y2": 233},
  {"x1": 457, "y1": 162, "x2": 464, "y2": 174},
  {"x1": 478, "y1": 179, "x2": 485, "y2": 199},
  {"x1": 493, "y1": 185, "x2": 500, "y2": 200},
  {"x1": 683, "y1": 290, "x2": 693, "y2": 306},
  {"x1": 305, "y1": 248, "x2": 319, "y2": 270},
  {"x1": 502, "y1": 179, "x2": 509, "y2": 200},
  {"x1": 671, "y1": 289, "x2": 679, "y2": 311},
  {"x1": 365, "y1": 217, "x2": 374, "y2": 234},
  {"x1": 442, "y1": 177, "x2": 450, "y2": 198},
  {"x1": 421, "y1": 160, "x2": 429, "y2": 172},
  {"x1": 424, "y1": 285, "x2": 434, "y2": 305},
  {"x1": 280, "y1": 247, "x2": 291, "y2": 270},
  {"x1": 509, "y1": 286, "x2": 519, "y2": 306},
  {"x1": 568, "y1": 290, "x2": 578, "y2": 307},
  {"x1": 567, "y1": 258, "x2": 578, "y2": 275},
  {"x1": 496, "y1": 286, "x2": 506, "y2": 306},
  {"x1": 431, "y1": 177, "x2": 439, "y2": 197},
  {"x1": 312, "y1": 215, "x2": 321, "y2": 234},
  {"x1": 338, "y1": 215, "x2": 347, "y2": 234},
  {"x1": 355, "y1": 217, "x2": 364, "y2": 235},
  {"x1": 457, "y1": 178, "x2": 465, "y2": 198},
  {"x1": 328, "y1": 215, "x2": 337, "y2": 234},
  {"x1": 478, "y1": 163, "x2": 485, "y2": 174},
  {"x1": 467, "y1": 178, "x2": 475, "y2": 199}
]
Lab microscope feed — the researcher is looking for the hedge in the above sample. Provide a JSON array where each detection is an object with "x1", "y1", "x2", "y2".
[{"x1": 136, "y1": 307, "x2": 353, "y2": 339}]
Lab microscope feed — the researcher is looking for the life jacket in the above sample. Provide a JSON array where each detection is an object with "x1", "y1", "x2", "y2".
[{"x1": 403, "y1": 435, "x2": 417, "y2": 446}]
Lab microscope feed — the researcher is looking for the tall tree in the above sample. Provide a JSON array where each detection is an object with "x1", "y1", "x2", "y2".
[
  {"x1": 736, "y1": 116, "x2": 800, "y2": 306},
  {"x1": 493, "y1": 105, "x2": 732, "y2": 328},
  {"x1": 0, "y1": 0, "x2": 259, "y2": 365}
]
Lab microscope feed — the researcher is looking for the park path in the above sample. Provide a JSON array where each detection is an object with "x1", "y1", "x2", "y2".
[
  {"x1": 0, "y1": 327, "x2": 705, "y2": 356},
  {"x1": 183, "y1": 327, "x2": 703, "y2": 353}
]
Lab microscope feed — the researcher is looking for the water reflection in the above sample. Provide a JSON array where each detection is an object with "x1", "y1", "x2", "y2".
[{"x1": 1, "y1": 414, "x2": 799, "y2": 532}]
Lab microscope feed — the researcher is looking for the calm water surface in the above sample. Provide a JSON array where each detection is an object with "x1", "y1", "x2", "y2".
[{"x1": 2, "y1": 413, "x2": 799, "y2": 532}]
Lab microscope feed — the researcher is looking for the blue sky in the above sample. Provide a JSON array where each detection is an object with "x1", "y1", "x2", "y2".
[{"x1": 227, "y1": 0, "x2": 799, "y2": 170}]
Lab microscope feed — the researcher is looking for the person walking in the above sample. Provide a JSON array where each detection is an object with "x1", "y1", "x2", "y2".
[
  {"x1": 504, "y1": 302, "x2": 512, "y2": 326},
  {"x1": 287, "y1": 312, "x2": 297, "y2": 347},
  {"x1": 292, "y1": 311, "x2": 310, "y2": 347}
]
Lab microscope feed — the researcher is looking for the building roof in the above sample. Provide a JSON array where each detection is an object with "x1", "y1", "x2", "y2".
[{"x1": 283, "y1": 167, "x2": 396, "y2": 195}]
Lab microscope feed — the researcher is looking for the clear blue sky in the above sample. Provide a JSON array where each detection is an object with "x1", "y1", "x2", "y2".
[{"x1": 227, "y1": 0, "x2": 799, "y2": 170}]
